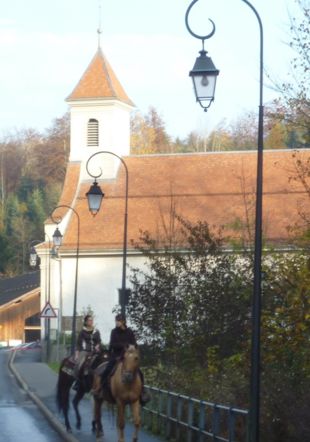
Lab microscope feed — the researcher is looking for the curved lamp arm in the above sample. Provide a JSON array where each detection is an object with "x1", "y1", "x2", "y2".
[{"x1": 85, "y1": 151, "x2": 129, "y2": 318}]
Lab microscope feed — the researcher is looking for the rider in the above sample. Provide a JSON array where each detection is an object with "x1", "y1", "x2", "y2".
[
  {"x1": 73, "y1": 314, "x2": 101, "y2": 389},
  {"x1": 100, "y1": 313, "x2": 150, "y2": 404}
]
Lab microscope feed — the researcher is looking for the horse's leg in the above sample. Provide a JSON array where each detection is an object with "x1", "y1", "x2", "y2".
[
  {"x1": 57, "y1": 372, "x2": 73, "y2": 432},
  {"x1": 91, "y1": 395, "x2": 96, "y2": 434},
  {"x1": 62, "y1": 387, "x2": 72, "y2": 432},
  {"x1": 72, "y1": 384, "x2": 85, "y2": 430},
  {"x1": 117, "y1": 401, "x2": 126, "y2": 442},
  {"x1": 93, "y1": 396, "x2": 104, "y2": 438},
  {"x1": 131, "y1": 400, "x2": 141, "y2": 442}
]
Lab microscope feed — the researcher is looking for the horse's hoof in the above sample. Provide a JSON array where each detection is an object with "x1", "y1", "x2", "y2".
[
  {"x1": 67, "y1": 428, "x2": 72, "y2": 433},
  {"x1": 76, "y1": 423, "x2": 81, "y2": 430}
]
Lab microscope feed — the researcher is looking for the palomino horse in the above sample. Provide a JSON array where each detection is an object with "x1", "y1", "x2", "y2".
[
  {"x1": 93, "y1": 344, "x2": 142, "y2": 442},
  {"x1": 56, "y1": 350, "x2": 107, "y2": 433}
]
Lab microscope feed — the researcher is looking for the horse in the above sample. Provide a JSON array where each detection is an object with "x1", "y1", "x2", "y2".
[
  {"x1": 93, "y1": 344, "x2": 142, "y2": 442},
  {"x1": 56, "y1": 350, "x2": 107, "y2": 433}
]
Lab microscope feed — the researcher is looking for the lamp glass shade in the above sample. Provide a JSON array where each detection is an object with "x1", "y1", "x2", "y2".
[
  {"x1": 29, "y1": 248, "x2": 38, "y2": 268},
  {"x1": 86, "y1": 181, "x2": 104, "y2": 216},
  {"x1": 192, "y1": 73, "x2": 217, "y2": 104},
  {"x1": 52, "y1": 227, "x2": 63, "y2": 247},
  {"x1": 189, "y1": 50, "x2": 219, "y2": 111}
]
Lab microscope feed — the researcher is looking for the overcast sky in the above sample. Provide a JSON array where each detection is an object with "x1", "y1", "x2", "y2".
[{"x1": 0, "y1": 0, "x2": 298, "y2": 140}]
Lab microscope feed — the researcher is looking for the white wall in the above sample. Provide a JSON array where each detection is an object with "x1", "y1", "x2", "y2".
[
  {"x1": 69, "y1": 100, "x2": 132, "y2": 165},
  {"x1": 39, "y1": 253, "x2": 148, "y2": 343}
]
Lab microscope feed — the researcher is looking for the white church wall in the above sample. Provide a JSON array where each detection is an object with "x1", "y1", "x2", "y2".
[
  {"x1": 69, "y1": 101, "x2": 131, "y2": 164},
  {"x1": 49, "y1": 254, "x2": 148, "y2": 343},
  {"x1": 38, "y1": 251, "x2": 62, "y2": 340}
]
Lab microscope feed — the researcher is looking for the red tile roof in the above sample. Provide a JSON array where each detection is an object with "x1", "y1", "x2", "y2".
[
  {"x1": 66, "y1": 49, "x2": 134, "y2": 106},
  {"x1": 47, "y1": 150, "x2": 310, "y2": 251}
]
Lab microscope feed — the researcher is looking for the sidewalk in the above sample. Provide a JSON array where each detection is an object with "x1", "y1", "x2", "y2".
[{"x1": 11, "y1": 350, "x2": 162, "y2": 442}]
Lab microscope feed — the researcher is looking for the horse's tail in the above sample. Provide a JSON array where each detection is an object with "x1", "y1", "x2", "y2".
[{"x1": 56, "y1": 358, "x2": 68, "y2": 413}]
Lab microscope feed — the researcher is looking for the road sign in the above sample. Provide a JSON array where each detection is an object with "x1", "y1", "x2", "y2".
[{"x1": 40, "y1": 301, "x2": 57, "y2": 318}]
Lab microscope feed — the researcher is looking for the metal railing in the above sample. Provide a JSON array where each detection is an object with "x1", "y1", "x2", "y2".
[{"x1": 142, "y1": 386, "x2": 249, "y2": 442}]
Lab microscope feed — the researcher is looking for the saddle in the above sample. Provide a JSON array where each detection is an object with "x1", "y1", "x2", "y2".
[
  {"x1": 82, "y1": 354, "x2": 96, "y2": 376},
  {"x1": 61, "y1": 356, "x2": 76, "y2": 377},
  {"x1": 93, "y1": 359, "x2": 117, "y2": 403}
]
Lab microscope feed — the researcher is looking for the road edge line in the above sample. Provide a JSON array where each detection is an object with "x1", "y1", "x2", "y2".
[{"x1": 8, "y1": 350, "x2": 79, "y2": 442}]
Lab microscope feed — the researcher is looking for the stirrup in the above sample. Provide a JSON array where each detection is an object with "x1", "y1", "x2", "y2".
[
  {"x1": 73, "y1": 381, "x2": 79, "y2": 391},
  {"x1": 140, "y1": 389, "x2": 151, "y2": 406}
]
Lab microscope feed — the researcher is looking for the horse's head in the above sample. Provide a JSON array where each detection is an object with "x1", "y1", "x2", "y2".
[{"x1": 121, "y1": 344, "x2": 140, "y2": 384}]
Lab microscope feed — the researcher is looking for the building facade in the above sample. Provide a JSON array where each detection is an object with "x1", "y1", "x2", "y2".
[
  {"x1": 36, "y1": 46, "x2": 310, "y2": 343},
  {"x1": 0, "y1": 272, "x2": 40, "y2": 344}
]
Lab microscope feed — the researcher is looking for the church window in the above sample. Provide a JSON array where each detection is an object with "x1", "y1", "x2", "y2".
[{"x1": 87, "y1": 119, "x2": 99, "y2": 146}]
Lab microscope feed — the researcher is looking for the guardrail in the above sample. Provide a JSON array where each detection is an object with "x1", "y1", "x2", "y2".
[{"x1": 142, "y1": 386, "x2": 249, "y2": 442}]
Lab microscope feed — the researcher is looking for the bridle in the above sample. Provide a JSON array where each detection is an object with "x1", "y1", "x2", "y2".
[{"x1": 120, "y1": 351, "x2": 139, "y2": 384}]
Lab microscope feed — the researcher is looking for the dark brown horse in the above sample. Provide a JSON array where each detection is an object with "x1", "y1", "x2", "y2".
[
  {"x1": 93, "y1": 345, "x2": 142, "y2": 442},
  {"x1": 56, "y1": 351, "x2": 107, "y2": 433}
]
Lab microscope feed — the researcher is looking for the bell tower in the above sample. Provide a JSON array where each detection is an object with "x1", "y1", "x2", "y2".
[{"x1": 66, "y1": 47, "x2": 134, "y2": 178}]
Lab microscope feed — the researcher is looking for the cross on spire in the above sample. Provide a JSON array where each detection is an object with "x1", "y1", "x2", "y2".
[{"x1": 97, "y1": 0, "x2": 103, "y2": 48}]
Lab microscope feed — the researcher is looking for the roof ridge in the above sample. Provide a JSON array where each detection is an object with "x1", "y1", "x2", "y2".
[{"x1": 98, "y1": 48, "x2": 116, "y2": 98}]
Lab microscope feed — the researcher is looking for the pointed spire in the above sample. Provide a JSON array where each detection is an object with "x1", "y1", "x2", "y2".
[{"x1": 66, "y1": 49, "x2": 134, "y2": 106}]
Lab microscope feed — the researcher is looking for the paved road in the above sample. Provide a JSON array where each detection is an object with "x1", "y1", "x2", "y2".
[
  {"x1": 0, "y1": 349, "x2": 63, "y2": 442},
  {"x1": 12, "y1": 349, "x2": 162, "y2": 442}
]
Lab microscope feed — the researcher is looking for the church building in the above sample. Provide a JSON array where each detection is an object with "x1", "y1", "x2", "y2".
[{"x1": 36, "y1": 45, "x2": 310, "y2": 342}]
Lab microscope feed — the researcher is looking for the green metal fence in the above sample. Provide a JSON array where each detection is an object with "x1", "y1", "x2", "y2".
[{"x1": 142, "y1": 386, "x2": 249, "y2": 442}]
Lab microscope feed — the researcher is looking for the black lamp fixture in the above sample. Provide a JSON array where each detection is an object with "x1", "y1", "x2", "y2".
[
  {"x1": 52, "y1": 227, "x2": 63, "y2": 247},
  {"x1": 85, "y1": 179, "x2": 105, "y2": 216},
  {"x1": 185, "y1": 1, "x2": 219, "y2": 112},
  {"x1": 29, "y1": 246, "x2": 38, "y2": 268},
  {"x1": 28, "y1": 239, "x2": 44, "y2": 269},
  {"x1": 189, "y1": 47, "x2": 219, "y2": 111}
]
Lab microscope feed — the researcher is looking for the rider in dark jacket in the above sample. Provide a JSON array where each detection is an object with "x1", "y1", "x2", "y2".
[
  {"x1": 100, "y1": 313, "x2": 150, "y2": 404},
  {"x1": 109, "y1": 321, "x2": 136, "y2": 358}
]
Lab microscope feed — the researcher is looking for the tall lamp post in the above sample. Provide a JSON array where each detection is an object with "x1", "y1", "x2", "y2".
[
  {"x1": 85, "y1": 151, "x2": 129, "y2": 319},
  {"x1": 50, "y1": 205, "x2": 80, "y2": 355},
  {"x1": 29, "y1": 235, "x2": 52, "y2": 361},
  {"x1": 185, "y1": 1, "x2": 263, "y2": 441}
]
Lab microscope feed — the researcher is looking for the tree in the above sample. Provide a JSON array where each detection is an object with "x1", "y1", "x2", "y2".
[
  {"x1": 126, "y1": 207, "x2": 310, "y2": 440},
  {"x1": 130, "y1": 107, "x2": 171, "y2": 154},
  {"x1": 268, "y1": 0, "x2": 310, "y2": 148},
  {"x1": 0, "y1": 113, "x2": 69, "y2": 276},
  {"x1": 260, "y1": 252, "x2": 310, "y2": 441},
  {"x1": 264, "y1": 120, "x2": 288, "y2": 149},
  {"x1": 128, "y1": 213, "x2": 252, "y2": 380},
  {"x1": 25, "y1": 113, "x2": 69, "y2": 185}
]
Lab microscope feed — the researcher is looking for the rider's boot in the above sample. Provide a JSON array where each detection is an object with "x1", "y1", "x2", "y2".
[
  {"x1": 140, "y1": 387, "x2": 151, "y2": 406},
  {"x1": 73, "y1": 379, "x2": 80, "y2": 391}
]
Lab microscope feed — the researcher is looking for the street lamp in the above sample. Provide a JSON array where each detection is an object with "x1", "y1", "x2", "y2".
[
  {"x1": 185, "y1": 9, "x2": 219, "y2": 112},
  {"x1": 86, "y1": 180, "x2": 105, "y2": 216},
  {"x1": 185, "y1": 1, "x2": 264, "y2": 441},
  {"x1": 51, "y1": 205, "x2": 80, "y2": 355},
  {"x1": 85, "y1": 151, "x2": 129, "y2": 318},
  {"x1": 52, "y1": 228, "x2": 63, "y2": 247},
  {"x1": 29, "y1": 245, "x2": 39, "y2": 268},
  {"x1": 28, "y1": 235, "x2": 52, "y2": 361}
]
